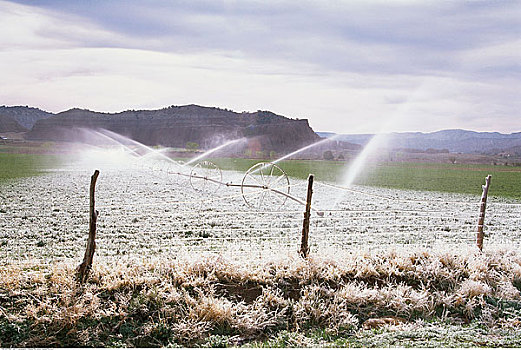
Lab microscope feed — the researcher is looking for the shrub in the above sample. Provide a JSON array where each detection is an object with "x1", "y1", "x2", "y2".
[
  {"x1": 323, "y1": 150, "x2": 334, "y2": 160},
  {"x1": 186, "y1": 142, "x2": 199, "y2": 152}
]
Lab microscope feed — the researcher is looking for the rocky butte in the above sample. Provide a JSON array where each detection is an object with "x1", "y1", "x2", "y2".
[{"x1": 26, "y1": 104, "x2": 321, "y2": 153}]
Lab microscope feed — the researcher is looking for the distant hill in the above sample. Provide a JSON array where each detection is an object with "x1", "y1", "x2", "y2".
[
  {"x1": 0, "y1": 114, "x2": 27, "y2": 132},
  {"x1": 0, "y1": 106, "x2": 53, "y2": 129},
  {"x1": 493, "y1": 145, "x2": 521, "y2": 157},
  {"x1": 318, "y1": 130, "x2": 521, "y2": 154},
  {"x1": 27, "y1": 105, "x2": 320, "y2": 153}
]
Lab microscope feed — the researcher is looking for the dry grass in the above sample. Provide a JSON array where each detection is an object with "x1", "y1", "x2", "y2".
[{"x1": 1, "y1": 249, "x2": 521, "y2": 347}]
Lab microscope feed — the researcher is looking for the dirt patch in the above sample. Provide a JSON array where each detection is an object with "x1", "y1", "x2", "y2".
[
  {"x1": 215, "y1": 282, "x2": 264, "y2": 303},
  {"x1": 362, "y1": 316, "x2": 407, "y2": 329}
]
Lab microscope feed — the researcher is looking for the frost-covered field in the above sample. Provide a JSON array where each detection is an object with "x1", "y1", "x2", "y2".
[
  {"x1": 1, "y1": 157, "x2": 521, "y2": 264},
  {"x1": 2, "y1": 157, "x2": 521, "y2": 347}
]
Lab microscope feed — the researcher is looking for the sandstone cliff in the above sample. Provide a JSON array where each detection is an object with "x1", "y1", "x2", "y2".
[{"x1": 27, "y1": 105, "x2": 320, "y2": 153}]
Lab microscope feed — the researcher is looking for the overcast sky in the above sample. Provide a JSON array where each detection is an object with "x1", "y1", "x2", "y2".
[{"x1": 0, "y1": 0, "x2": 520, "y2": 133}]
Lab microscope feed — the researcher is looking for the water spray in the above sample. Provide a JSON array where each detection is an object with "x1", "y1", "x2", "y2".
[
  {"x1": 184, "y1": 138, "x2": 246, "y2": 166},
  {"x1": 333, "y1": 78, "x2": 435, "y2": 207},
  {"x1": 98, "y1": 129, "x2": 184, "y2": 167},
  {"x1": 271, "y1": 134, "x2": 341, "y2": 165}
]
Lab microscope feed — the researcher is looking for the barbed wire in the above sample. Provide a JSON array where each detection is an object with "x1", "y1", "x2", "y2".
[
  {"x1": 93, "y1": 223, "x2": 483, "y2": 237},
  {"x1": 314, "y1": 181, "x2": 480, "y2": 206},
  {"x1": 315, "y1": 181, "x2": 521, "y2": 207},
  {"x1": 2, "y1": 207, "x2": 519, "y2": 221},
  {"x1": 96, "y1": 180, "x2": 308, "y2": 209},
  {"x1": 2, "y1": 163, "x2": 520, "y2": 263}
]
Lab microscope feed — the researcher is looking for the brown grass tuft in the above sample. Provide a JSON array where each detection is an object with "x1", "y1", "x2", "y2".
[{"x1": 1, "y1": 249, "x2": 520, "y2": 346}]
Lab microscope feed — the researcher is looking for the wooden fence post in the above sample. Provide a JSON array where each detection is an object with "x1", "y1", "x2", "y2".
[
  {"x1": 300, "y1": 174, "x2": 314, "y2": 258},
  {"x1": 477, "y1": 175, "x2": 491, "y2": 252},
  {"x1": 77, "y1": 170, "x2": 100, "y2": 283}
]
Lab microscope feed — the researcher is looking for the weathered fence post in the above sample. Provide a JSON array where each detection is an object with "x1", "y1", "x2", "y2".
[
  {"x1": 299, "y1": 174, "x2": 314, "y2": 258},
  {"x1": 477, "y1": 175, "x2": 491, "y2": 252},
  {"x1": 77, "y1": 170, "x2": 100, "y2": 283}
]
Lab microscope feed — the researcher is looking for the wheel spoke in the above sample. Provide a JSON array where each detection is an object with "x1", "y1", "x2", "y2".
[
  {"x1": 241, "y1": 162, "x2": 290, "y2": 210},
  {"x1": 270, "y1": 174, "x2": 287, "y2": 188},
  {"x1": 258, "y1": 188, "x2": 268, "y2": 208},
  {"x1": 190, "y1": 161, "x2": 222, "y2": 193},
  {"x1": 248, "y1": 174, "x2": 264, "y2": 187}
]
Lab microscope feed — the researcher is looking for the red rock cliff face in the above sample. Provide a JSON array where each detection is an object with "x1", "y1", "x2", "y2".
[{"x1": 27, "y1": 105, "x2": 320, "y2": 152}]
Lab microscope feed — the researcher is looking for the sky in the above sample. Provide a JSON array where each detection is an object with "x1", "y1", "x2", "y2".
[{"x1": 0, "y1": 0, "x2": 520, "y2": 134}]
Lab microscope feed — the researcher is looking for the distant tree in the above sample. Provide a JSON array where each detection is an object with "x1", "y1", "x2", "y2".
[
  {"x1": 323, "y1": 150, "x2": 334, "y2": 160},
  {"x1": 244, "y1": 149, "x2": 252, "y2": 158},
  {"x1": 269, "y1": 151, "x2": 277, "y2": 159},
  {"x1": 255, "y1": 150, "x2": 266, "y2": 158},
  {"x1": 186, "y1": 142, "x2": 199, "y2": 152}
]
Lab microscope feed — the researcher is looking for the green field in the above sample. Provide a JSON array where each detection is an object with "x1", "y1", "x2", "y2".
[
  {"x1": 0, "y1": 153, "x2": 58, "y2": 182},
  {"x1": 200, "y1": 158, "x2": 521, "y2": 200},
  {"x1": 1, "y1": 152, "x2": 520, "y2": 199}
]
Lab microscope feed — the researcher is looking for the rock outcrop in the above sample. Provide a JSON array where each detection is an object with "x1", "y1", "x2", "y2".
[
  {"x1": 0, "y1": 106, "x2": 53, "y2": 129},
  {"x1": 0, "y1": 114, "x2": 27, "y2": 133},
  {"x1": 27, "y1": 105, "x2": 320, "y2": 152}
]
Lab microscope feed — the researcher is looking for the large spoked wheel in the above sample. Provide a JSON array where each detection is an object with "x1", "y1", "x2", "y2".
[
  {"x1": 157, "y1": 160, "x2": 182, "y2": 184},
  {"x1": 189, "y1": 161, "x2": 222, "y2": 193},
  {"x1": 241, "y1": 162, "x2": 290, "y2": 210}
]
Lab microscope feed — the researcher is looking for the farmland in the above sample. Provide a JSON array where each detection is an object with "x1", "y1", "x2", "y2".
[
  {"x1": 1, "y1": 149, "x2": 521, "y2": 346},
  {"x1": 2, "y1": 147, "x2": 521, "y2": 199},
  {"x1": 199, "y1": 158, "x2": 521, "y2": 200},
  {"x1": 0, "y1": 153, "x2": 58, "y2": 182}
]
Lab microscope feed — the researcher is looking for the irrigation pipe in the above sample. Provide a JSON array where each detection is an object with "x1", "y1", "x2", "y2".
[
  {"x1": 96, "y1": 180, "x2": 306, "y2": 208},
  {"x1": 103, "y1": 223, "x2": 482, "y2": 236},
  {"x1": 97, "y1": 180, "x2": 310, "y2": 210}
]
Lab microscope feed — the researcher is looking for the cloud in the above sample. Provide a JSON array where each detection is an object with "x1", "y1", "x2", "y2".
[
  {"x1": 7, "y1": 1, "x2": 520, "y2": 75},
  {"x1": 0, "y1": 0, "x2": 520, "y2": 133}
]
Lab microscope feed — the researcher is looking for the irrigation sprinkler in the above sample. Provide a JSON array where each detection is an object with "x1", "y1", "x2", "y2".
[
  {"x1": 184, "y1": 161, "x2": 323, "y2": 215},
  {"x1": 137, "y1": 158, "x2": 322, "y2": 214},
  {"x1": 240, "y1": 162, "x2": 290, "y2": 210},
  {"x1": 189, "y1": 160, "x2": 223, "y2": 193}
]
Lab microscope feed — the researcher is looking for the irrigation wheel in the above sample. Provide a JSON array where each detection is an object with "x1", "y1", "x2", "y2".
[
  {"x1": 189, "y1": 161, "x2": 223, "y2": 193},
  {"x1": 241, "y1": 162, "x2": 290, "y2": 210},
  {"x1": 155, "y1": 160, "x2": 182, "y2": 184}
]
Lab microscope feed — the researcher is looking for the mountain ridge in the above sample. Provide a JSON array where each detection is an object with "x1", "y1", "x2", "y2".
[
  {"x1": 0, "y1": 106, "x2": 53, "y2": 129},
  {"x1": 317, "y1": 130, "x2": 521, "y2": 154},
  {"x1": 2, "y1": 104, "x2": 520, "y2": 155},
  {"x1": 26, "y1": 104, "x2": 320, "y2": 153},
  {"x1": 0, "y1": 114, "x2": 28, "y2": 133}
]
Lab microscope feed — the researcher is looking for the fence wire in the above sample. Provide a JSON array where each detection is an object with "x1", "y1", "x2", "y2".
[{"x1": 1, "y1": 166, "x2": 520, "y2": 265}]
